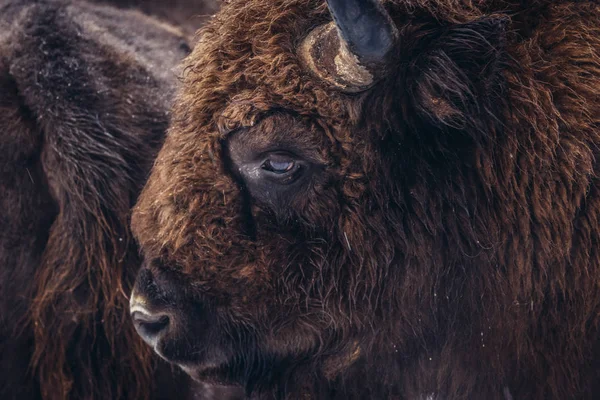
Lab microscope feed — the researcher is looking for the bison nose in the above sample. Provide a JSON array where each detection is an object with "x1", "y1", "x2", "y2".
[
  {"x1": 131, "y1": 309, "x2": 171, "y2": 346},
  {"x1": 130, "y1": 266, "x2": 185, "y2": 354}
]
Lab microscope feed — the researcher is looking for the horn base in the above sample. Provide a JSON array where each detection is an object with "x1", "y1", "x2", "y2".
[{"x1": 299, "y1": 23, "x2": 375, "y2": 93}]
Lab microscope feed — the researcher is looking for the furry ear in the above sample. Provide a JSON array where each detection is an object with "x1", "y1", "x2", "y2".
[{"x1": 409, "y1": 16, "x2": 508, "y2": 128}]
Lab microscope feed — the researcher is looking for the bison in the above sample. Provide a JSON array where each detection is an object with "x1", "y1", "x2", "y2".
[
  {"x1": 0, "y1": 0, "x2": 202, "y2": 398},
  {"x1": 130, "y1": 0, "x2": 600, "y2": 398}
]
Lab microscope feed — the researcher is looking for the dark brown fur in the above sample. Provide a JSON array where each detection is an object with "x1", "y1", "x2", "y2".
[
  {"x1": 0, "y1": 0, "x2": 194, "y2": 398},
  {"x1": 85, "y1": 0, "x2": 220, "y2": 39},
  {"x1": 132, "y1": 0, "x2": 600, "y2": 399}
]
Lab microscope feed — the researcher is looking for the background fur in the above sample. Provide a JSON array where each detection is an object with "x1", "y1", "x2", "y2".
[
  {"x1": 0, "y1": 0, "x2": 197, "y2": 398},
  {"x1": 84, "y1": 0, "x2": 221, "y2": 39}
]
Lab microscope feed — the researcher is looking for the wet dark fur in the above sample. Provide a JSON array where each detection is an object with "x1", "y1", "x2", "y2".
[
  {"x1": 132, "y1": 0, "x2": 600, "y2": 399},
  {"x1": 0, "y1": 0, "x2": 195, "y2": 398}
]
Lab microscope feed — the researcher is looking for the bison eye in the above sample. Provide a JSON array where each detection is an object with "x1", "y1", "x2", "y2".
[
  {"x1": 226, "y1": 115, "x2": 322, "y2": 210},
  {"x1": 261, "y1": 154, "x2": 296, "y2": 174},
  {"x1": 257, "y1": 152, "x2": 304, "y2": 185}
]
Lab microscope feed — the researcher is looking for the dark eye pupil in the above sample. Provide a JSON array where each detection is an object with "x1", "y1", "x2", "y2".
[{"x1": 263, "y1": 158, "x2": 295, "y2": 174}]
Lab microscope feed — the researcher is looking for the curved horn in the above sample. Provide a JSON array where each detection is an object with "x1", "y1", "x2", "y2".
[{"x1": 299, "y1": 0, "x2": 399, "y2": 93}]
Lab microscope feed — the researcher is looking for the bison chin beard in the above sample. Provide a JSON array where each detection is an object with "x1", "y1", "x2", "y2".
[{"x1": 169, "y1": 328, "x2": 362, "y2": 398}]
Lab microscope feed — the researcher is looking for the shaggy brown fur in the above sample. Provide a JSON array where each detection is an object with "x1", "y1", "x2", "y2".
[
  {"x1": 132, "y1": 0, "x2": 600, "y2": 399},
  {"x1": 0, "y1": 0, "x2": 196, "y2": 398}
]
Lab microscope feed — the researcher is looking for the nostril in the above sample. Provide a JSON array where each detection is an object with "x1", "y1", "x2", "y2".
[{"x1": 132, "y1": 311, "x2": 170, "y2": 345}]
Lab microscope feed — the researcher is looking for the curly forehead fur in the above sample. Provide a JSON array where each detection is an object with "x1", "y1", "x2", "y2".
[{"x1": 132, "y1": 0, "x2": 600, "y2": 399}]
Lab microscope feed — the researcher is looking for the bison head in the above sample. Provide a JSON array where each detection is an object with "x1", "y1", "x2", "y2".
[{"x1": 130, "y1": 0, "x2": 509, "y2": 395}]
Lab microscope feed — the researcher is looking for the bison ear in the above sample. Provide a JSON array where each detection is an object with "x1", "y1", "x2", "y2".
[{"x1": 409, "y1": 16, "x2": 508, "y2": 127}]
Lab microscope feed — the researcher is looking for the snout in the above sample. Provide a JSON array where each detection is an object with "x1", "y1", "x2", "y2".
[
  {"x1": 129, "y1": 263, "x2": 223, "y2": 367},
  {"x1": 130, "y1": 296, "x2": 172, "y2": 348},
  {"x1": 129, "y1": 266, "x2": 182, "y2": 357}
]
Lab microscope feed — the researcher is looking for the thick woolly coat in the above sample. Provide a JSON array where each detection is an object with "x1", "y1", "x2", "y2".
[
  {"x1": 0, "y1": 0, "x2": 193, "y2": 398},
  {"x1": 134, "y1": 0, "x2": 600, "y2": 399}
]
